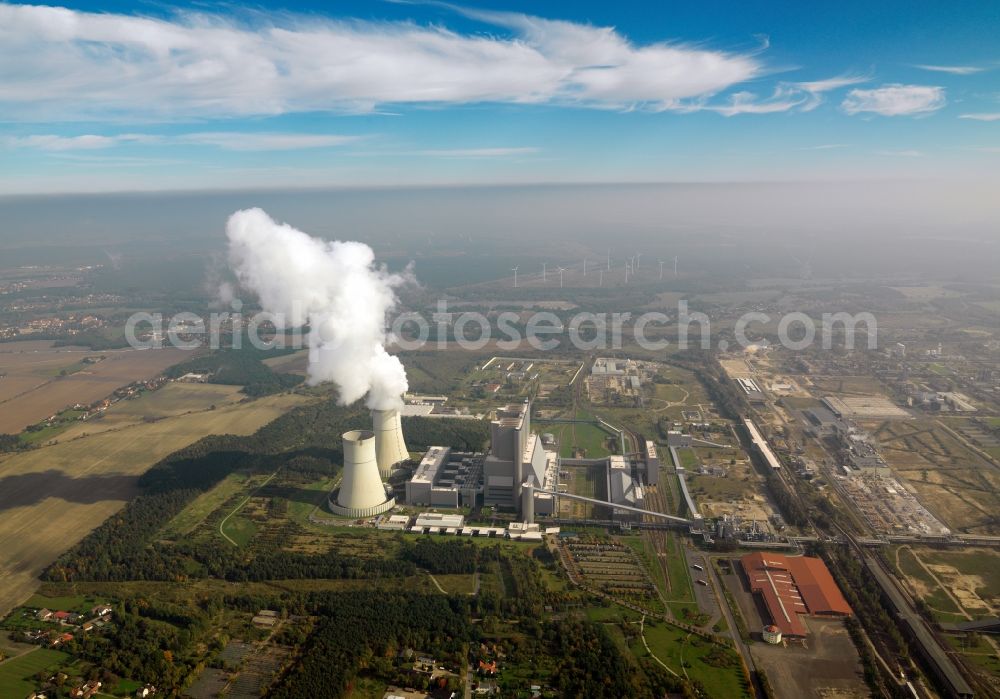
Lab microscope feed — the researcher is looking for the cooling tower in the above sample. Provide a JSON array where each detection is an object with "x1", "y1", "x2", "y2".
[
  {"x1": 328, "y1": 430, "x2": 395, "y2": 518},
  {"x1": 372, "y1": 408, "x2": 410, "y2": 477}
]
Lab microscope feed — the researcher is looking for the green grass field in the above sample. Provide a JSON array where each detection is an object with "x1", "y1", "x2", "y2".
[
  {"x1": 0, "y1": 648, "x2": 70, "y2": 698},
  {"x1": 632, "y1": 621, "x2": 749, "y2": 698},
  {"x1": 534, "y1": 420, "x2": 614, "y2": 458},
  {"x1": 662, "y1": 534, "x2": 697, "y2": 613},
  {"x1": 431, "y1": 573, "x2": 477, "y2": 595},
  {"x1": 23, "y1": 593, "x2": 98, "y2": 613},
  {"x1": 162, "y1": 471, "x2": 255, "y2": 538},
  {"x1": 675, "y1": 447, "x2": 699, "y2": 469},
  {"x1": 220, "y1": 514, "x2": 258, "y2": 547}
]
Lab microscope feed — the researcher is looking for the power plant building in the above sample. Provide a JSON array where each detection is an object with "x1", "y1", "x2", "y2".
[
  {"x1": 608, "y1": 454, "x2": 644, "y2": 519},
  {"x1": 403, "y1": 400, "x2": 557, "y2": 518},
  {"x1": 482, "y1": 401, "x2": 557, "y2": 517},
  {"x1": 644, "y1": 440, "x2": 660, "y2": 486},
  {"x1": 405, "y1": 446, "x2": 483, "y2": 508}
]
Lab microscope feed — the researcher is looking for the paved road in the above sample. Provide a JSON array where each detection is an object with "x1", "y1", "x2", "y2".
[{"x1": 684, "y1": 548, "x2": 721, "y2": 629}]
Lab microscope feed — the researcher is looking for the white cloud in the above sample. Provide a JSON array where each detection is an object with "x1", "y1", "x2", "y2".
[
  {"x1": 959, "y1": 113, "x2": 1000, "y2": 121},
  {"x1": 0, "y1": 4, "x2": 764, "y2": 120},
  {"x1": 4, "y1": 131, "x2": 360, "y2": 151},
  {"x1": 791, "y1": 74, "x2": 869, "y2": 111},
  {"x1": 178, "y1": 133, "x2": 362, "y2": 150},
  {"x1": 708, "y1": 88, "x2": 807, "y2": 116},
  {"x1": 3, "y1": 133, "x2": 160, "y2": 150},
  {"x1": 913, "y1": 64, "x2": 984, "y2": 75},
  {"x1": 702, "y1": 75, "x2": 867, "y2": 116},
  {"x1": 799, "y1": 144, "x2": 848, "y2": 150},
  {"x1": 842, "y1": 84, "x2": 945, "y2": 116},
  {"x1": 415, "y1": 147, "x2": 539, "y2": 157}
]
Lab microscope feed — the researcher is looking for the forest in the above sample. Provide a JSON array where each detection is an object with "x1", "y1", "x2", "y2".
[
  {"x1": 164, "y1": 342, "x2": 304, "y2": 396},
  {"x1": 45, "y1": 396, "x2": 488, "y2": 583}
]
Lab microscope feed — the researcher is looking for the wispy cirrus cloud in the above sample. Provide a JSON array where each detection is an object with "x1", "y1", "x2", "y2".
[
  {"x1": 791, "y1": 74, "x2": 869, "y2": 111},
  {"x1": 707, "y1": 87, "x2": 807, "y2": 116},
  {"x1": 3, "y1": 134, "x2": 161, "y2": 150},
  {"x1": 0, "y1": 3, "x2": 765, "y2": 120},
  {"x1": 4, "y1": 132, "x2": 362, "y2": 151},
  {"x1": 913, "y1": 64, "x2": 984, "y2": 75},
  {"x1": 704, "y1": 74, "x2": 867, "y2": 116},
  {"x1": 842, "y1": 84, "x2": 946, "y2": 116},
  {"x1": 177, "y1": 133, "x2": 363, "y2": 150},
  {"x1": 959, "y1": 113, "x2": 1000, "y2": 121}
]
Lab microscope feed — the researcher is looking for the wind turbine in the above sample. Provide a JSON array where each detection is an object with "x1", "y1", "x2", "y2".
[
  {"x1": 599, "y1": 269, "x2": 604, "y2": 286},
  {"x1": 511, "y1": 266, "x2": 519, "y2": 288},
  {"x1": 624, "y1": 263, "x2": 629, "y2": 284},
  {"x1": 607, "y1": 249, "x2": 611, "y2": 270},
  {"x1": 542, "y1": 262, "x2": 547, "y2": 284},
  {"x1": 557, "y1": 266, "x2": 566, "y2": 288},
  {"x1": 673, "y1": 256, "x2": 678, "y2": 277},
  {"x1": 636, "y1": 252, "x2": 642, "y2": 270},
  {"x1": 583, "y1": 259, "x2": 588, "y2": 276},
  {"x1": 658, "y1": 260, "x2": 665, "y2": 280}
]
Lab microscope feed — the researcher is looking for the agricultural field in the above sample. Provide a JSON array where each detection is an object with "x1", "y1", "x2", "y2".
[
  {"x1": 872, "y1": 420, "x2": 1000, "y2": 534},
  {"x1": 0, "y1": 649, "x2": 72, "y2": 699},
  {"x1": 0, "y1": 340, "x2": 191, "y2": 433},
  {"x1": 0, "y1": 391, "x2": 312, "y2": 618}
]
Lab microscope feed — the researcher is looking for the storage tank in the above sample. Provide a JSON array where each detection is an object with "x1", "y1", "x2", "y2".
[
  {"x1": 329, "y1": 430, "x2": 395, "y2": 517},
  {"x1": 372, "y1": 408, "x2": 410, "y2": 477},
  {"x1": 762, "y1": 625, "x2": 782, "y2": 644}
]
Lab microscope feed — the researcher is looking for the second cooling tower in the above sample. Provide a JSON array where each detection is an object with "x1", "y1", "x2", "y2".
[
  {"x1": 328, "y1": 430, "x2": 395, "y2": 518},
  {"x1": 372, "y1": 408, "x2": 410, "y2": 477}
]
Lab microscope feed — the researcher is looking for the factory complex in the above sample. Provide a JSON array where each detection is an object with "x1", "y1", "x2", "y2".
[{"x1": 740, "y1": 552, "x2": 853, "y2": 639}]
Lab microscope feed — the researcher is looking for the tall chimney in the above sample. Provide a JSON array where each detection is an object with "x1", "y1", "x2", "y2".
[{"x1": 372, "y1": 407, "x2": 410, "y2": 478}]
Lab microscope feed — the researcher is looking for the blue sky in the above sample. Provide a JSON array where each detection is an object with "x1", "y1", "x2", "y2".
[{"x1": 1, "y1": 0, "x2": 998, "y2": 194}]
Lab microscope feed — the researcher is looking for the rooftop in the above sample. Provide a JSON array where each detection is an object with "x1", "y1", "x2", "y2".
[{"x1": 741, "y1": 552, "x2": 853, "y2": 637}]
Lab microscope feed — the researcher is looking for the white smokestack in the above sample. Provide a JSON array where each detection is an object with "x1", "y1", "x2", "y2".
[
  {"x1": 372, "y1": 408, "x2": 409, "y2": 477},
  {"x1": 330, "y1": 430, "x2": 395, "y2": 517},
  {"x1": 224, "y1": 208, "x2": 409, "y2": 410}
]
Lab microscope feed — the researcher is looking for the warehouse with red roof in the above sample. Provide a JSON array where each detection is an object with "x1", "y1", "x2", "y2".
[{"x1": 740, "y1": 552, "x2": 853, "y2": 638}]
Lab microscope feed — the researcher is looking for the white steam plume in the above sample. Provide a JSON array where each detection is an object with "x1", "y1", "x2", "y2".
[{"x1": 224, "y1": 208, "x2": 409, "y2": 410}]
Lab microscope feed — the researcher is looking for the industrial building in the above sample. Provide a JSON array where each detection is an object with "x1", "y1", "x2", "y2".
[
  {"x1": 607, "y1": 455, "x2": 644, "y2": 519},
  {"x1": 481, "y1": 401, "x2": 557, "y2": 517},
  {"x1": 743, "y1": 418, "x2": 782, "y2": 470},
  {"x1": 403, "y1": 400, "x2": 557, "y2": 518},
  {"x1": 643, "y1": 440, "x2": 660, "y2": 486},
  {"x1": 740, "y1": 553, "x2": 853, "y2": 638},
  {"x1": 405, "y1": 447, "x2": 483, "y2": 508},
  {"x1": 735, "y1": 376, "x2": 767, "y2": 403}
]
